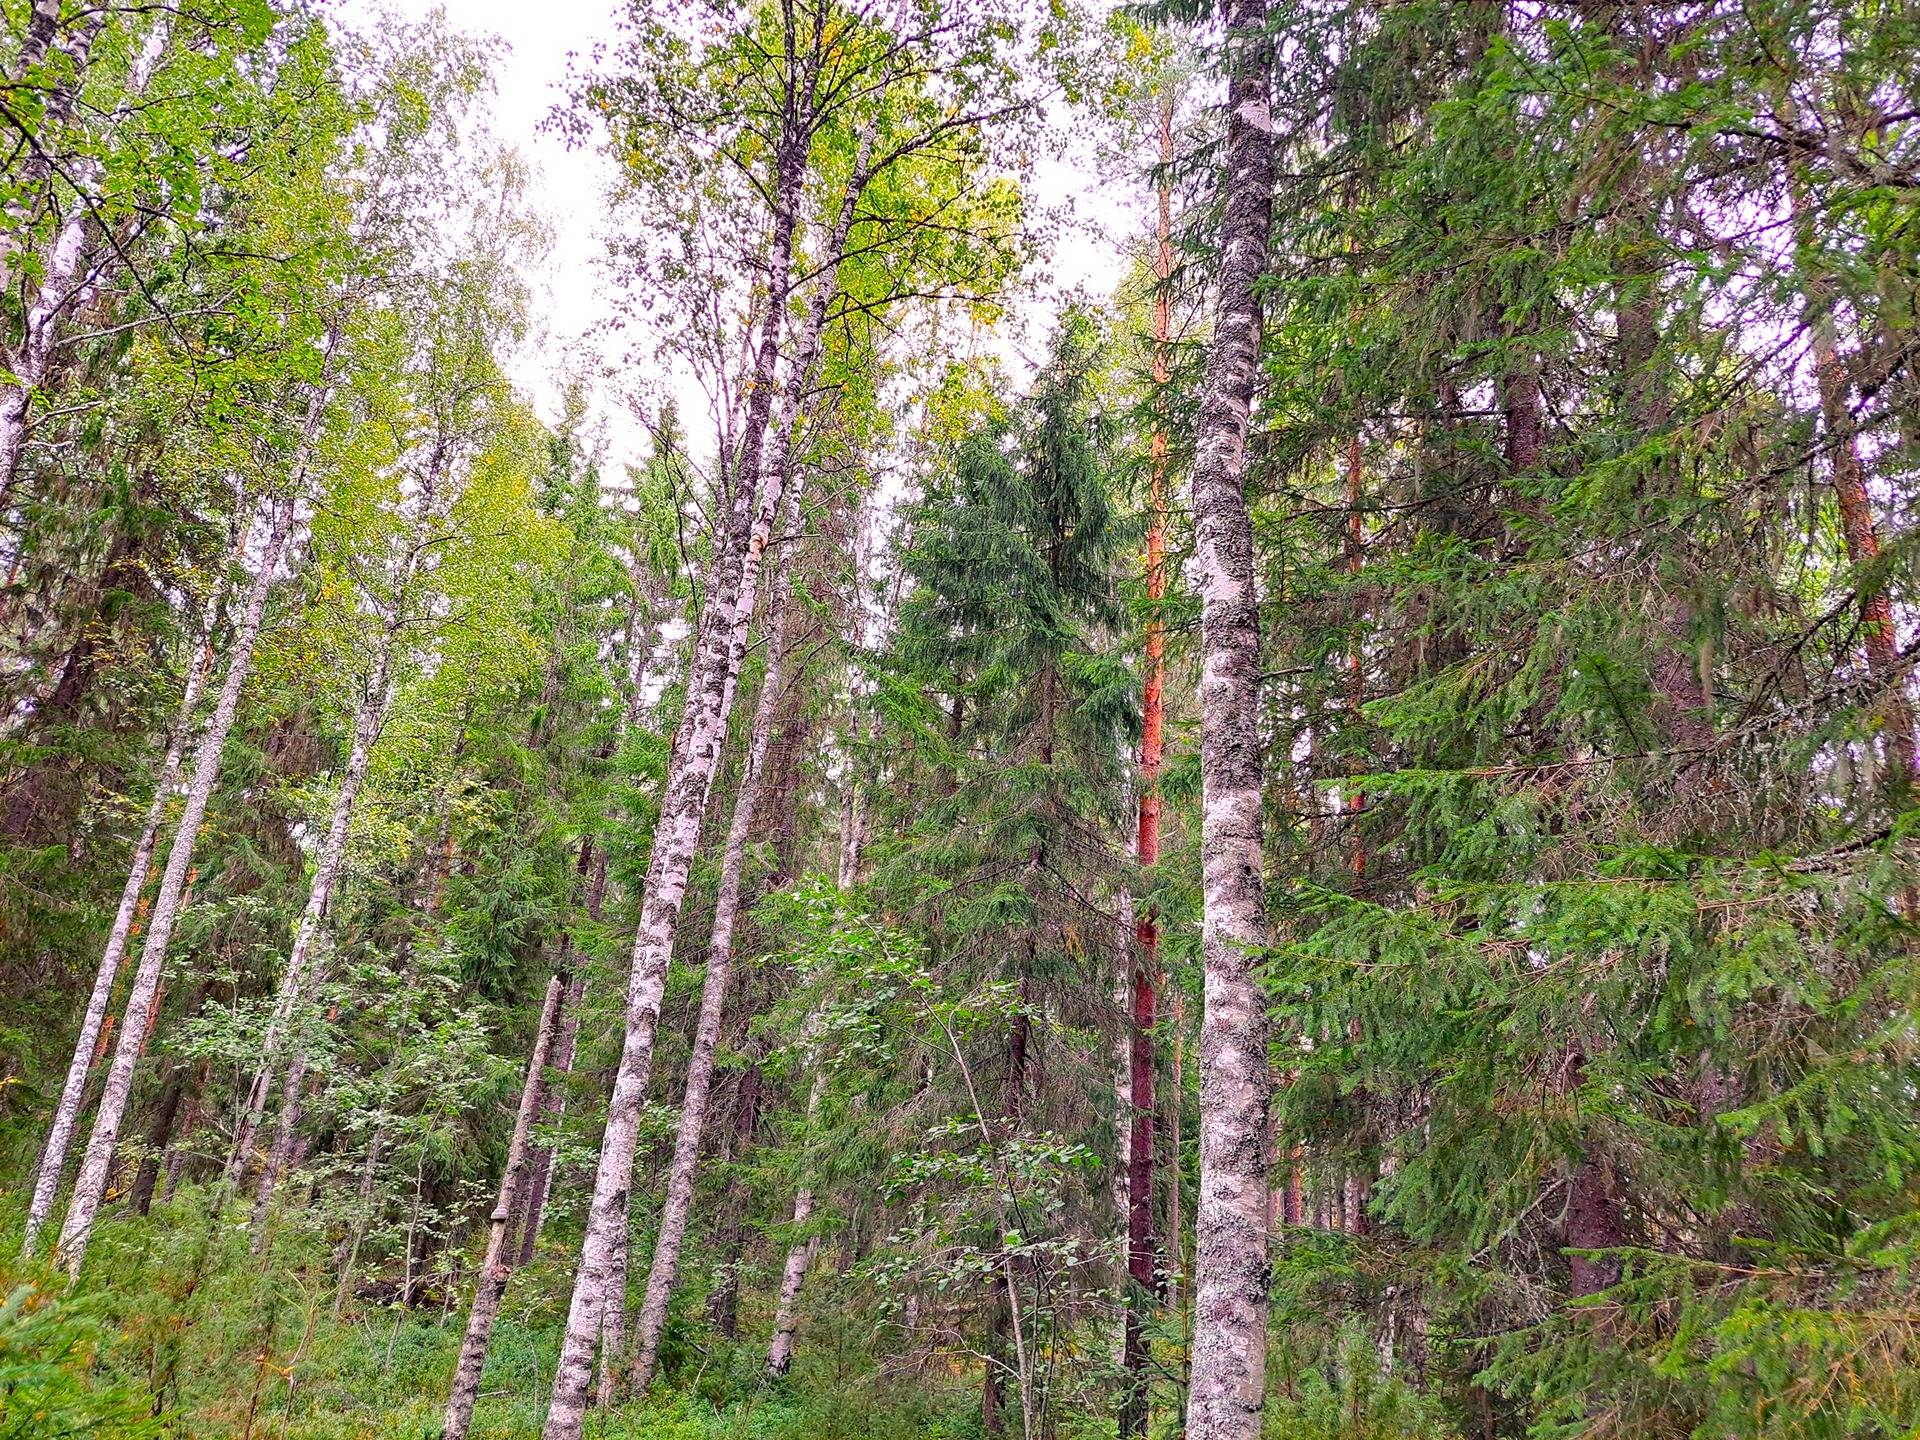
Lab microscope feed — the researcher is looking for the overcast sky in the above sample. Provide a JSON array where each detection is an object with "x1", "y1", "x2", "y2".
[{"x1": 361, "y1": 0, "x2": 1133, "y2": 479}]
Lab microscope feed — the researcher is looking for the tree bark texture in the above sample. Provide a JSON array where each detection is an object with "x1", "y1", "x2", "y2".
[
  {"x1": 629, "y1": 480, "x2": 805, "y2": 1393},
  {"x1": 1184, "y1": 0, "x2": 1277, "y2": 1434},
  {"x1": 764, "y1": 1069, "x2": 826, "y2": 1381}
]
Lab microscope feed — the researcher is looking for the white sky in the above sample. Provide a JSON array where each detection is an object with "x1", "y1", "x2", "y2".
[{"x1": 363, "y1": 0, "x2": 1133, "y2": 478}]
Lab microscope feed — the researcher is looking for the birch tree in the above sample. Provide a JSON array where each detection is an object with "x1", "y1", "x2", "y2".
[{"x1": 1183, "y1": 0, "x2": 1275, "y2": 1433}]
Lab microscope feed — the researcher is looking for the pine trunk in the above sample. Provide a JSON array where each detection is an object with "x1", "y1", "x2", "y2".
[
  {"x1": 1184, "y1": 0, "x2": 1277, "y2": 1431},
  {"x1": 1805, "y1": 294, "x2": 1915, "y2": 784},
  {"x1": 1121, "y1": 91, "x2": 1176, "y2": 1439}
]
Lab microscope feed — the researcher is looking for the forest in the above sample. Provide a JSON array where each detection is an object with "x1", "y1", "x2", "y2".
[{"x1": 1, "y1": 0, "x2": 1917, "y2": 1437}]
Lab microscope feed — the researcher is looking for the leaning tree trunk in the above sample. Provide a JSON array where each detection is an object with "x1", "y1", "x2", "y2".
[
  {"x1": 627, "y1": 480, "x2": 808, "y2": 1394},
  {"x1": 247, "y1": 989, "x2": 327, "y2": 1252},
  {"x1": 1184, "y1": 0, "x2": 1277, "y2": 1434},
  {"x1": 229, "y1": 635, "x2": 398, "y2": 1196},
  {"x1": 764, "y1": 1069, "x2": 826, "y2": 1381},
  {"x1": 1795, "y1": 231, "x2": 1917, "y2": 785},
  {"x1": 537, "y1": 125, "x2": 811, "y2": 1440},
  {"x1": 233, "y1": 427, "x2": 454, "y2": 1202},
  {"x1": 22, "y1": 578, "x2": 221, "y2": 1255},
  {"x1": 516, "y1": 587, "x2": 670, "y2": 1267},
  {"x1": 441, "y1": 976, "x2": 565, "y2": 1440},
  {"x1": 595, "y1": 1198, "x2": 629, "y2": 1409},
  {"x1": 55, "y1": 491, "x2": 302, "y2": 1277},
  {"x1": 512, "y1": 904, "x2": 593, "y2": 1263}
]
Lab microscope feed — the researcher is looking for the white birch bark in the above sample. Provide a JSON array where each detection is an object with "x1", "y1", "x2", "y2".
[
  {"x1": 628, "y1": 479, "x2": 804, "y2": 1393},
  {"x1": 246, "y1": 955, "x2": 332, "y2": 1251},
  {"x1": 442, "y1": 975, "x2": 565, "y2": 1440},
  {"x1": 595, "y1": 1200, "x2": 629, "y2": 1409},
  {"x1": 54, "y1": 490, "x2": 300, "y2": 1276},
  {"x1": 536, "y1": 132, "x2": 809, "y2": 1440},
  {"x1": 227, "y1": 640, "x2": 397, "y2": 1190},
  {"x1": 21, "y1": 572, "x2": 223, "y2": 1255},
  {"x1": 1184, "y1": 0, "x2": 1277, "y2": 1435},
  {"x1": 230, "y1": 426, "x2": 455, "y2": 1199},
  {"x1": 0, "y1": 1, "x2": 77, "y2": 294},
  {"x1": 764, "y1": 1068, "x2": 826, "y2": 1380},
  {"x1": 0, "y1": 19, "x2": 171, "y2": 520}
]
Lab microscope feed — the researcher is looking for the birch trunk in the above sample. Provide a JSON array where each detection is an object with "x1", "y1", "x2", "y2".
[
  {"x1": 764, "y1": 1070, "x2": 826, "y2": 1380},
  {"x1": 247, "y1": 988, "x2": 323, "y2": 1251},
  {"x1": 595, "y1": 1200, "x2": 628, "y2": 1409},
  {"x1": 515, "y1": 589, "x2": 666, "y2": 1267},
  {"x1": 231, "y1": 424, "x2": 453, "y2": 1196},
  {"x1": 228, "y1": 640, "x2": 397, "y2": 1191},
  {"x1": 629, "y1": 486, "x2": 802, "y2": 1392},
  {"x1": 536, "y1": 131, "x2": 808, "y2": 1440},
  {"x1": 515, "y1": 962, "x2": 589, "y2": 1265},
  {"x1": 0, "y1": 19, "x2": 170, "y2": 523},
  {"x1": 1184, "y1": 0, "x2": 1276, "y2": 1433},
  {"x1": 55, "y1": 491, "x2": 300, "y2": 1277},
  {"x1": 0, "y1": 1, "x2": 79, "y2": 294},
  {"x1": 442, "y1": 976, "x2": 565, "y2": 1440},
  {"x1": 22, "y1": 578, "x2": 221, "y2": 1255}
]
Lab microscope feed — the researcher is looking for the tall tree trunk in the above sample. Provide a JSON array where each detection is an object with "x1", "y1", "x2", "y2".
[
  {"x1": 629, "y1": 482, "x2": 805, "y2": 1393},
  {"x1": 1565, "y1": 1129, "x2": 1625, "y2": 1299},
  {"x1": 1184, "y1": 0, "x2": 1276, "y2": 1433},
  {"x1": 514, "y1": 959, "x2": 590, "y2": 1265},
  {"x1": 707, "y1": 1056, "x2": 764, "y2": 1338},
  {"x1": 127, "y1": 1050, "x2": 188, "y2": 1217},
  {"x1": 55, "y1": 491, "x2": 302, "y2": 1277},
  {"x1": 537, "y1": 107, "x2": 875, "y2": 1436},
  {"x1": 248, "y1": 1001, "x2": 324, "y2": 1252},
  {"x1": 516, "y1": 588, "x2": 666, "y2": 1267},
  {"x1": 22, "y1": 577, "x2": 221, "y2": 1254},
  {"x1": 1121, "y1": 89, "x2": 1176, "y2": 1440},
  {"x1": 442, "y1": 976, "x2": 565, "y2": 1440},
  {"x1": 1792, "y1": 219, "x2": 1917, "y2": 785},
  {"x1": 233, "y1": 425, "x2": 454, "y2": 1201},
  {"x1": 539, "y1": 119, "x2": 834, "y2": 1440},
  {"x1": 228, "y1": 637, "x2": 397, "y2": 1193},
  {"x1": 160, "y1": 1061, "x2": 208, "y2": 1204},
  {"x1": 1168, "y1": 986, "x2": 1185, "y2": 1311}
]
